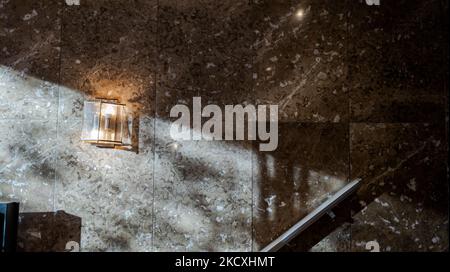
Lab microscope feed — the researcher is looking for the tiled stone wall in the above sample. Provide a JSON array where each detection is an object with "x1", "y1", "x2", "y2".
[{"x1": 1, "y1": 0, "x2": 448, "y2": 251}]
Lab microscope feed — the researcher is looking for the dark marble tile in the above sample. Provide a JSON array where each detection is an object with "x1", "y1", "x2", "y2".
[
  {"x1": 157, "y1": 0, "x2": 253, "y2": 115},
  {"x1": 17, "y1": 210, "x2": 81, "y2": 252},
  {"x1": 0, "y1": 120, "x2": 56, "y2": 212},
  {"x1": 309, "y1": 223, "x2": 351, "y2": 252},
  {"x1": 157, "y1": 0, "x2": 193, "y2": 89},
  {"x1": 0, "y1": 0, "x2": 61, "y2": 120},
  {"x1": 251, "y1": 0, "x2": 349, "y2": 122},
  {"x1": 157, "y1": 0, "x2": 202, "y2": 118},
  {"x1": 193, "y1": 1, "x2": 254, "y2": 106},
  {"x1": 350, "y1": 123, "x2": 448, "y2": 251},
  {"x1": 252, "y1": 122, "x2": 350, "y2": 250},
  {"x1": 348, "y1": 0, "x2": 448, "y2": 122},
  {"x1": 0, "y1": 0, "x2": 61, "y2": 82},
  {"x1": 54, "y1": 118, "x2": 154, "y2": 251},
  {"x1": 59, "y1": 0, "x2": 158, "y2": 120}
]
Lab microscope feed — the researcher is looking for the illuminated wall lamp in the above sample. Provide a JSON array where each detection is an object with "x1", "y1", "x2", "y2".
[{"x1": 81, "y1": 99, "x2": 132, "y2": 149}]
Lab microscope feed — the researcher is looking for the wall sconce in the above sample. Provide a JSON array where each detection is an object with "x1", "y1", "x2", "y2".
[{"x1": 81, "y1": 99, "x2": 132, "y2": 149}]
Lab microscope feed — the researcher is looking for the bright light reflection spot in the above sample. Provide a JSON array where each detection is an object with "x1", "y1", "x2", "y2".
[{"x1": 295, "y1": 9, "x2": 304, "y2": 20}]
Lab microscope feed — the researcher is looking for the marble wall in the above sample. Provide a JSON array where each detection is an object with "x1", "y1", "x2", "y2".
[{"x1": 0, "y1": 0, "x2": 448, "y2": 251}]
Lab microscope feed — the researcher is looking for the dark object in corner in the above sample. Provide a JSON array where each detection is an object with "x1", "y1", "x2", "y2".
[
  {"x1": 0, "y1": 201, "x2": 20, "y2": 252},
  {"x1": 17, "y1": 210, "x2": 81, "y2": 252}
]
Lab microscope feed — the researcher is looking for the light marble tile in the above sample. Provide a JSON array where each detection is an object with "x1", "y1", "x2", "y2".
[
  {"x1": 0, "y1": 66, "x2": 59, "y2": 120},
  {"x1": 153, "y1": 120, "x2": 252, "y2": 251},
  {"x1": 0, "y1": 120, "x2": 56, "y2": 212},
  {"x1": 54, "y1": 117, "x2": 154, "y2": 251}
]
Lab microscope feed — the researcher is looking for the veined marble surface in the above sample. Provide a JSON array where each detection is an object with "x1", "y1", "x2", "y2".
[{"x1": 1, "y1": 0, "x2": 448, "y2": 251}]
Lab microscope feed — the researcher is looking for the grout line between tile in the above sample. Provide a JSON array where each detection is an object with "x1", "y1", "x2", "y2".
[
  {"x1": 151, "y1": 0, "x2": 160, "y2": 252},
  {"x1": 53, "y1": 2, "x2": 64, "y2": 214},
  {"x1": 346, "y1": 0, "x2": 353, "y2": 252},
  {"x1": 250, "y1": 0, "x2": 256, "y2": 253}
]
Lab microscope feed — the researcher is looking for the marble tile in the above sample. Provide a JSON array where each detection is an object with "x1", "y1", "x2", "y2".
[
  {"x1": 154, "y1": 1, "x2": 253, "y2": 251},
  {"x1": 350, "y1": 123, "x2": 448, "y2": 251},
  {"x1": 191, "y1": 0, "x2": 254, "y2": 106},
  {"x1": 17, "y1": 210, "x2": 81, "y2": 252},
  {"x1": 157, "y1": 0, "x2": 192, "y2": 87},
  {"x1": 59, "y1": 0, "x2": 158, "y2": 120},
  {"x1": 0, "y1": 0, "x2": 61, "y2": 120},
  {"x1": 309, "y1": 223, "x2": 351, "y2": 252},
  {"x1": 252, "y1": 122, "x2": 350, "y2": 251},
  {"x1": 352, "y1": 193, "x2": 448, "y2": 252},
  {"x1": 157, "y1": 0, "x2": 253, "y2": 113},
  {"x1": 251, "y1": 0, "x2": 349, "y2": 122},
  {"x1": 0, "y1": 120, "x2": 56, "y2": 212},
  {"x1": 54, "y1": 1, "x2": 158, "y2": 252},
  {"x1": 52, "y1": 210, "x2": 82, "y2": 251},
  {"x1": 54, "y1": 117, "x2": 154, "y2": 252},
  {"x1": 0, "y1": 0, "x2": 61, "y2": 82},
  {"x1": 153, "y1": 123, "x2": 252, "y2": 252},
  {"x1": 0, "y1": 67, "x2": 59, "y2": 120},
  {"x1": 0, "y1": 0, "x2": 448, "y2": 253},
  {"x1": 157, "y1": 0, "x2": 200, "y2": 117},
  {"x1": 348, "y1": 0, "x2": 448, "y2": 122}
]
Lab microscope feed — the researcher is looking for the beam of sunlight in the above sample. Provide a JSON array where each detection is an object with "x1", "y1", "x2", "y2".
[
  {"x1": 0, "y1": 65, "x2": 58, "y2": 120},
  {"x1": 2, "y1": 65, "x2": 352, "y2": 252}
]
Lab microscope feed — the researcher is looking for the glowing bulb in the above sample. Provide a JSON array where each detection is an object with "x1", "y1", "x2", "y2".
[
  {"x1": 103, "y1": 104, "x2": 116, "y2": 115},
  {"x1": 295, "y1": 9, "x2": 304, "y2": 19}
]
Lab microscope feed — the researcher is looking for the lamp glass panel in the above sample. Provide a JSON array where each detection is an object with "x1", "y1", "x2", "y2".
[
  {"x1": 114, "y1": 105, "x2": 124, "y2": 143},
  {"x1": 99, "y1": 102, "x2": 118, "y2": 143},
  {"x1": 81, "y1": 101, "x2": 101, "y2": 142},
  {"x1": 120, "y1": 106, "x2": 132, "y2": 146}
]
